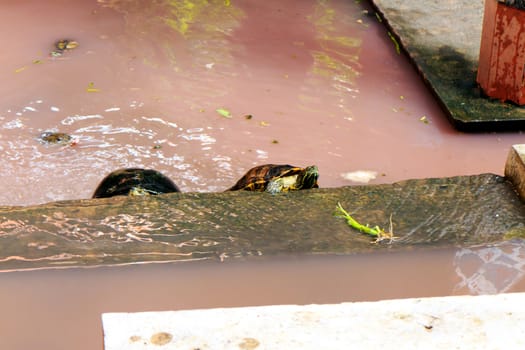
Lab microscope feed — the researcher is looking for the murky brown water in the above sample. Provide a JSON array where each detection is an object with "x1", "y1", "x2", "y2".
[
  {"x1": 1, "y1": 0, "x2": 523, "y2": 206},
  {"x1": 1, "y1": 242, "x2": 524, "y2": 350}
]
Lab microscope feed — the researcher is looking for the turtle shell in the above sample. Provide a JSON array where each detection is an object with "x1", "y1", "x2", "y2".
[
  {"x1": 92, "y1": 168, "x2": 180, "y2": 198},
  {"x1": 227, "y1": 164, "x2": 319, "y2": 193}
]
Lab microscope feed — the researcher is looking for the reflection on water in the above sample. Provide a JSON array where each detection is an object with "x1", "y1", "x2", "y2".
[
  {"x1": 303, "y1": 0, "x2": 361, "y2": 118},
  {"x1": 454, "y1": 239, "x2": 525, "y2": 295}
]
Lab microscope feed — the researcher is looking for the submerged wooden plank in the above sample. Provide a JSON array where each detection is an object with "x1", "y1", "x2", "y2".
[
  {"x1": 370, "y1": 0, "x2": 525, "y2": 131},
  {"x1": 0, "y1": 173, "x2": 523, "y2": 271},
  {"x1": 102, "y1": 292, "x2": 525, "y2": 350}
]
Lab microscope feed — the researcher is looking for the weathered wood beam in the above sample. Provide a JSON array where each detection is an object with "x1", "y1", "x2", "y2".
[{"x1": 0, "y1": 173, "x2": 523, "y2": 271}]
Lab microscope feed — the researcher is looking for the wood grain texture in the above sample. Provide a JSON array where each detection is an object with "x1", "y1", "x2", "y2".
[{"x1": 0, "y1": 174, "x2": 523, "y2": 271}]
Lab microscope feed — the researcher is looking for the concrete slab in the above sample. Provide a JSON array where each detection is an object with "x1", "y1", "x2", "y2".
[
  {"x1": 370, "y1": 0, "x2": 525, "y2": 131},
  {"x1": 102, "y1": 292, "x2": 525, "y2": 350}
]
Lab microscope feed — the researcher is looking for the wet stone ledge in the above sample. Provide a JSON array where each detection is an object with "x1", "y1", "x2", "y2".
[
  {"x1": 370, "y1": 0, "x2": 525, "y2": 131},
  {"x1": 0, "y1": 174, "x2": 524, "y2": 271},
  {"x1": 503, "y1": 0, "x2": 525, "y2": 10}
]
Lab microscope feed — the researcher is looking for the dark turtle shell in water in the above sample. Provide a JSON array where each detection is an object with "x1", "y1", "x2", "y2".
[
  {"x1": 92, "y1": 168, "x2": 180, "y2": 198},
  {"x1": 39, "y1": 131, "x2": 73, "y2": 145},
  {"x1": 227, "y1": 164, "x2": 319, "y2": 194}
]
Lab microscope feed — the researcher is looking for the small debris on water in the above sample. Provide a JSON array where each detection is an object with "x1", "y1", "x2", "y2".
[
  {"x1": 216, "y1": 108, "x2": 232, "y2": 118},
  {"x1": 51, "y1": 39, "x2": 79, "y2": 57},
  {"x1": 244, "y1": 114, "x2": 253, "y2": 120},
  {"x1": 419, "y1": 115, "x2": 429, "y2": 124},
  {"x1": 271, "y1": 139, "x2": 279, "y2": 144},
  {"x1": 341, "y1": 170, "x2": 377, "y2": 183},
  {"x1": 55, "y1": 39, "x2": 79, "y2": 51},
  {"x1": 86, "y1": 82, "x2": 100, "y2": 93},
  {"x1": 259, "y1": 121, "x2": 270, "y2": 127},
  {"x1": 387, "y1": 31, "x2": 401, "y2": 54}
]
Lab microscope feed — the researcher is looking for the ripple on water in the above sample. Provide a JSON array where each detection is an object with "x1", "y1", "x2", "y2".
[
  {"x1": 0, "y1": 102, "x2": 238, "y2": 204},
  {"x1": 61, "y1": 114, "x2": 104, "y2": 125}
]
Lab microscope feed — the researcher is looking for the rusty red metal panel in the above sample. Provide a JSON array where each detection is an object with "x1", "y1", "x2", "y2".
[{"x1": 477, "y1": 0, "x2": 525, "y2": 105}]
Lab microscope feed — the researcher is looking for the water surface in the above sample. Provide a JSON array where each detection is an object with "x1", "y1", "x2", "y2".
[
  {"x1": 1, "y1": 0, "x2": 523, "y2": 206},
  {"x1": 1, "y1": 241, "x2": 524, "y2": 350}
]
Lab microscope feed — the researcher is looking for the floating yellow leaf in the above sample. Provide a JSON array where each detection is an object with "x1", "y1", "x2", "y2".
[
  {"x1": 86, "y1": 82, "x2": 100, "y2": 93},
  {"x1": 260, "y1": 121, "x2": 270, "y2": 127},
  {"x1": 419, "y1": 116, "x2": 429, "y2": 124},
  {"x1": 14, "y1": 66, "x2": 27, "y2": 73},
  {"x1": 216, "y1": 108, "x2": 232, "y2": 118}
]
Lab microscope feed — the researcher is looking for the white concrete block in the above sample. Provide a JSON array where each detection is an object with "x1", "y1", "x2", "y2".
[{"x1": 102, "y1": 293, "x2": 525, "y2": 350}]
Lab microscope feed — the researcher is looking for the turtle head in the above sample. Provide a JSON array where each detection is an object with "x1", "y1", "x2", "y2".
[
  {"x1": 296, "y1": 165, "x2": 319, "y2": 189},
  {"x1": 265, "y1": 165, "x2": 319, "y2": 194}
]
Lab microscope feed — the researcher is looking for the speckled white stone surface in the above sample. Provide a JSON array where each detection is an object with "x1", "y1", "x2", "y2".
[{"x1": 103, "y1": 292, "x2": 525, "y2": 350}]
